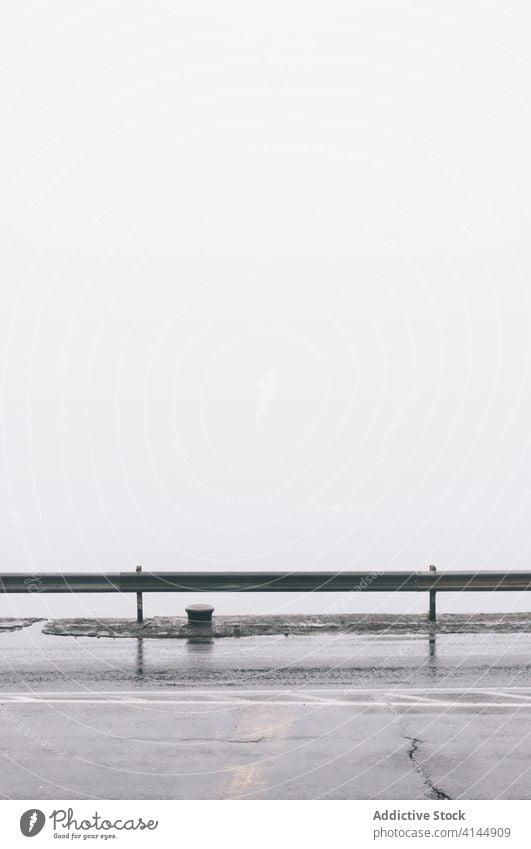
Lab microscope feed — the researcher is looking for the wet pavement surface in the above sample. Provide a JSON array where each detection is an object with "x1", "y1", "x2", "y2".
[{"x1": 0, "y1": 621, "x2": 529, "y2": 799}]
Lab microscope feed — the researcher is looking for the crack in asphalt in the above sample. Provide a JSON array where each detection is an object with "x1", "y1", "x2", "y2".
[
  {"x1": 386, "y1": 698, "x2": 450, "y2": 800},
  {"x1": 226, "y1": 736, "x2": 268, "y2": 744},
  {"x1": 405, "y1": 735, "x2": 450, "y2": 800}
]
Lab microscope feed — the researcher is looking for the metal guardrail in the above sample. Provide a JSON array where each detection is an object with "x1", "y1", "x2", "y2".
[{"x1": 1, "y1": 568, "x2": 530, "y2": 622}]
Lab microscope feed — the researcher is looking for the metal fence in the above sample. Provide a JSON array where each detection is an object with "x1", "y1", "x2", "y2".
[{"x1": 1, "y1": 567, "x2": 530, "y2": 622}]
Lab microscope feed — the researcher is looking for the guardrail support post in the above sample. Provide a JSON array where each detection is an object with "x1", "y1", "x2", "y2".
[
  {"x1": 136, "y1": 565, "x2": 143, "y2": 624},
  {"x1": 429, "y1": 564, "x2": 437, "y2": 622}
]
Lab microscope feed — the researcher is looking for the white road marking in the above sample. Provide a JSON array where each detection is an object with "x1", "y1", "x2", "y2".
[
  {"x1": 0, "y1": 686, "x2": 530, "y2": 696},
  {"x1": 487, "y1": 689, "x2": 531, "y2": 701},
  {"x1": 0, "y1": 686, "x2": 529, "y2": 710},
  {"x1": 0, "y1": 699, "x2": 531, "y2": 709},
  {"x1": 0, "y1": 693, "x2": 530, "y2": 708}
]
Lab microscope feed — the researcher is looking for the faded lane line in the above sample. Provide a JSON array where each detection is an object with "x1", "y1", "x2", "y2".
[
  {"x1": 224, "y1": 764, "x2": 262, "y2": 797},
  {"x1": 0, "y1": 686, "x2": 529, "y2": 697},
  {"x1": 0, "y1": 697, "x2": 530, "y2": 707},
  {"x1": 223, "y1": 703, "x2": 295, "y2": 799},
  {"x1": 487, "y1": 690, "x2": 531, "y2": 701}
]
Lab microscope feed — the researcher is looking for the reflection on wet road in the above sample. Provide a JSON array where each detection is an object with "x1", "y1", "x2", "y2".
[{"x1": 0, "y1": 622, "x2": 529, "y2": 690}]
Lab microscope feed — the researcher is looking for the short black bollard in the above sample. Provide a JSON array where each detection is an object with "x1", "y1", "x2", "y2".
[
  {"x1": 429, "y1": 564, "x2": 437, "y2": 622},
  {"x1": 185, "y1": 604, "x2": 214, "y2": 624}
]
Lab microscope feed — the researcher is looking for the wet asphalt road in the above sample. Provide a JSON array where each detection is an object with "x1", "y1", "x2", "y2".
[{"x1": 0, "y1": 623, "x2": 529, "y2": 799}]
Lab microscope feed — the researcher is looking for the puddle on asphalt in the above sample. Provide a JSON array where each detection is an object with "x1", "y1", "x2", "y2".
[{"x1": 0, "y1": 618, "x2": 529, "y2": 692}]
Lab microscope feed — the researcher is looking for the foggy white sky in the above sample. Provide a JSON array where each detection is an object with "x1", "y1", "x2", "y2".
[{"x1": 2, "y1": 1, "x2": 531, "y2": 617}]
